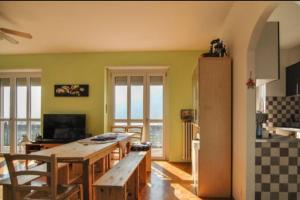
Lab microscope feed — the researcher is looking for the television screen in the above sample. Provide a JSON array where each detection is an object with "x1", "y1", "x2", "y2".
[{"x1": 43, "y1": 114, "x2": 86, "y2": 140}]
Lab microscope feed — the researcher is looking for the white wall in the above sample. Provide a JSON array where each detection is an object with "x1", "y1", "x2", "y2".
[
  {"x1": 267, "y1": 45, "x2": 300, "y2": 96},
  {"x1": 220, "y1": 2, "x2": 277, "y2": 200}
]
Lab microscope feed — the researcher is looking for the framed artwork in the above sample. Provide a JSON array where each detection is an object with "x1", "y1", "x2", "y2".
[
  {"x1": 54, "y1": 84, "x2": 89, "y2": 97},
  {"x1": 180, "y1": 109, "x2": 194, "y2": 122}
]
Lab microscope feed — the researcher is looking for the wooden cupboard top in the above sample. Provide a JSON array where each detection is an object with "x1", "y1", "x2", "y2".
[
  {"x1": 198, "y1": 56, "x2": 231, "y2": 61},
  {"x1": 31, "y1": 133, "x2": 135, "y2": 162}
]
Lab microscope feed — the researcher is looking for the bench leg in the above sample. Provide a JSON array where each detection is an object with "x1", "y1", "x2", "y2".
[
  {"x1": 96, "y1": 187, "x2": 126, "y2": 200},
  {"x1": 139, "y1": 157, "x2": 147, "y2": 185},
  {"x1": 127, "y1": 168, "x2": 139, "y2": 200},
  {"x1": 146, "y1": 149, "x2": 151, "y2": 173},
  {"x1": 3, "y1": 185, "x2": 13, "y2": 200}
]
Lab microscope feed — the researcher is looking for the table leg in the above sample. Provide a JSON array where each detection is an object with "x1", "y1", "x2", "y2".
[
  {"x1": 139, "y1": 157, "x2": 147, "y2": 185},
  {"x1": 83, "y1": 160, "x2": 93, "y2": 200},
  {"x1": 146, "y1": 149, "x2": 152, "y2": 173},
  {"x1": 3, "y1": 185, "x2": 12, "y2": 200},
  {"x1": 126, "y1": 141, "x2": 131, "y2": 154}
]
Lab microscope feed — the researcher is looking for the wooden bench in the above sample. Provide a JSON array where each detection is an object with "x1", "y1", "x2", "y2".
[{"x1": 93, "y1": 151, "x2": 148, "y2": 200}]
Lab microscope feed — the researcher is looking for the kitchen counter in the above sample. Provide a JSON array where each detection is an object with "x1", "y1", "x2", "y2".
[
  {"x1": 256, "y1": 134, "x2": 300, "y2": 143},
  {"x1": 274, "y1": 126, "x2": 300, "y2": 139}
]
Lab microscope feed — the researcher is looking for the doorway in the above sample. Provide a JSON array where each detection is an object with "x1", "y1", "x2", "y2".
[
  {"x1": 108, "y1": 68, "x2": 167, "y2": 159},
  {"x1": 0, "y1": 71, "x2": 41, "y2": 153}
]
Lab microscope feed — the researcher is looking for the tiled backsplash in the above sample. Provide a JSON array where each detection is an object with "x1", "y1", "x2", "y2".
[
  {"x1": 255, "y1": 141, "x2": 300, "y2": 200},
  {"x1": 265, "y1": 96, "x2": 300, "y2": 133}
]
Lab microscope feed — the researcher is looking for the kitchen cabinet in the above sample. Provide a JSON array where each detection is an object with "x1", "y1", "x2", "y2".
[
  {"x1": 255, "y1": 22, "x2": 280, "y2": 81},
  {"x1": 286, "y1": 61, "x2": 300, "y2": 96}
]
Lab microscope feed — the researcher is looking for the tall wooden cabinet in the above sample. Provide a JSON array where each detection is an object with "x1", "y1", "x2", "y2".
[{"x1": 193, "y1": 57, "x2": 232, "y2": 198}]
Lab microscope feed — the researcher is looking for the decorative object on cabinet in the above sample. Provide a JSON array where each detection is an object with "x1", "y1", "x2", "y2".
[
  {"x1": 202, "y1": 38, "x2": 227, "y2": 57},
  {"x1": 54, "y1": 84, "x2": 89, "y2": 97},
  {"x1": 193, "y1": 57, "x2": 232, "y2": 198},
  {"x1": 246, "y1": 71, "x2": 255, "y2": 89}
]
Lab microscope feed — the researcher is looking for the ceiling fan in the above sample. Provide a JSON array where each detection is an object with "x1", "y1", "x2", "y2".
[{"x1": 0, "y1": 27, "x2": 32, "y2": 44}]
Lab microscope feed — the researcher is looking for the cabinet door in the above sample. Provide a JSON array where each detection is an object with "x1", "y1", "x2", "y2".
[
  {"x1": 255, "y1": 22, "x2": 280, "y2": 80},
  {"x1": 286, "y1": 62, "x2": 300, "y2": 96},
  {"x1": 192, "y1": 66, "x2": 199, "y2": 124},
  {"x1": 198, "y1": 57, "x2": 231, "y2": 198}
]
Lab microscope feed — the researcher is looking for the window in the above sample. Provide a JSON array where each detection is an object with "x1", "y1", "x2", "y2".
[
  {"x1": 0, "y1": 78, "x2": 11, "y2": 153},
  {"x1": 110, "y1": 70, "x2": 166, "y2": 158},
  {"x1": 256, "y1": 84, "x2": 266, "y2": 112},
  {"x1": 0, "y1": 72, "x2": 41, "y2": 153}
]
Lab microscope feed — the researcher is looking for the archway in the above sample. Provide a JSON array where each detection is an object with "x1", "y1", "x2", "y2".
[{"x1": 246, "y1": 1, "x2": 299, "y2": 200}]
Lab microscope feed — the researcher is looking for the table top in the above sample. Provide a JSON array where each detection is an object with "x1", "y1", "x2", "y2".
[{"x1": 31, "y1": 132, "x2": 135, "y2": 162}]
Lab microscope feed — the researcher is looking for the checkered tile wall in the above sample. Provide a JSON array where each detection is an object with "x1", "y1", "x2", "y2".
[
  {"x1": 265, "y1": 96, "x2": 300, "y2": 134},
  {"x1": 255, "y1": 141, "x2": 300, "y2": 200}
]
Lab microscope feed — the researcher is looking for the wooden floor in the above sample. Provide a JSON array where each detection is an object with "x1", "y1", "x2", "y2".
[
  {"x1": 0, "y1": 161, "x2": 232, "y2": 200},
  {"x1": 140, "y1": 161, "x2": 232, "y2": 200}
]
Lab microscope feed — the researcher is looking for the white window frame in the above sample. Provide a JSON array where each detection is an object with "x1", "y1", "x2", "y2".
[
  {"x1": 106, "y1": 66, "x2": 168, "y2": 160},
  {"x1": 0, "y1": 70, "x2": 41, "y2": 153}
]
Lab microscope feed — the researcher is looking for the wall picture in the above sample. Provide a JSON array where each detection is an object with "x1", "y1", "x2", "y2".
[{"x1": 54, "y1": 84, "x2": 89, "y2": 97}]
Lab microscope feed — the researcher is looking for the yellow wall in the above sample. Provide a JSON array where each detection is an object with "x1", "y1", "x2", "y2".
[{"x1": 0, "y1": 51, "x2": 201, "y2": 161}]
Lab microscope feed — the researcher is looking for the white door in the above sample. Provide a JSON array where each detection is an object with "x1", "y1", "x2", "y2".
[
  {"x1": 0, "y1": 73, "x2": 41, "y2": 153},
  {"x1": 110, "y1": 70, "x2": 166, "y2": 159}
]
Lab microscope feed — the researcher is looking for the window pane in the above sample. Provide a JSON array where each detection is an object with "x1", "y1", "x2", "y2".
[
  {"x1": 149, "y1": 122, "x2": 163, "y2": 157},
  {"x1": 31, "y1": 78, "x2": 41, "y2": 119},
  {"x1": 16, "y1": 121, "x2": 27, "y2": 153},
  {"x1": 17, "y1": 78, "x2": 27, "y2": 119},
  {"x1": 150, "y1": 85, "x2": 163, "y2": 120},
  {"x1": 115, "y1": 86, "x2": 127, "y2": 119},
  {"x1": 130, "y1": 76, "x2": 143, "y2": 119},
  {"x1": 1, "y1": 78, "x2": 10, "y2": 119},
  {"x1": 0, "y1": 121, "x2": 10, "y2": 153},
  {"x1": 30, "y1": 121, "x2": 41, "y2": 141}
]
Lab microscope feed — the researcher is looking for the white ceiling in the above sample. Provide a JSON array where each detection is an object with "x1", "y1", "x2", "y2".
[
  {"x1": 0, "y1": 1, "x2": 233, "y2": 54},
  {"x1": 269, "y1": 3, "x2": 300, "y2": 49}
]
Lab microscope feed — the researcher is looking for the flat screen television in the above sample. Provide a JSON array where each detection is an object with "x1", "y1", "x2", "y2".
[{"x1": 43, "y1": 114, "x2": 86, "y2": 141}]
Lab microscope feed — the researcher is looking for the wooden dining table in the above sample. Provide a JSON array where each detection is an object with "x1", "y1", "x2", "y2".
[{"x1": 31, "y1": 132, "x2": 135, "y2": 200}]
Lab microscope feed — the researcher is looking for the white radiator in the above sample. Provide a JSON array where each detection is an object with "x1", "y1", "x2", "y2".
[{"x1": 182, "y1": 121, "x2": 193, "y2": 161}]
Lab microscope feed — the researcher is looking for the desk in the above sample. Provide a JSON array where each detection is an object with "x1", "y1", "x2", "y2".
[{"x1": 31, "y1": 132, "x2": 134, "y2": 200}]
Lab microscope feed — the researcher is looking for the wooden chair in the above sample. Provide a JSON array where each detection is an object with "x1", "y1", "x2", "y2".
[
  {"x1": 111, "y1": 126, "x2": 127, "y2": 161},
  {"x1": 4, "y1": 154, "x2": 82, "y2": 200},
  {"x1": 126, "y1": 126, "x2": 144, "y2": 143},
  {"x1": 111, "y1": 126, "x2": 127, "y2": 133}
]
